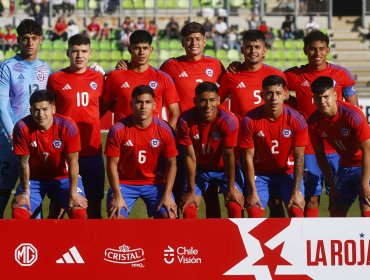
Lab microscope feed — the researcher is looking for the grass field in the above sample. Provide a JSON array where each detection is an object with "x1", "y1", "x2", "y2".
[{"x1": 2, "y1": 132, "x2": 362, "y2": 218}]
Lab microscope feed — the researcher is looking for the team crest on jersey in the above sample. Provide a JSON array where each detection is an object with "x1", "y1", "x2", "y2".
[
  {"x1": 53, "y1": 140, "x2": 62, "y2": 149},
  {"x1": 149, "y1": 81, "x2": 158, "y2": 89},
  {"x1": 340, "y1": 128, "x2": 350, "y2": 137},
  {"x1": 212, "y1": 131, "x2": 220, "y2": 140},
  {"x1": 282, "y1": 129, "x2": 292, "y2": 138},
  {"x1": 90, "y1": 81, "x2": 98, "y2": 90},
  {"x1": 150, "y1": 138, "x2": 160, "y2": 148},
  {"x1": 205, "y1": 68, "x2": 214, "y2": 77},
  {"x1": 36, "y1": 71, "x2": 45, "y2": 81}
]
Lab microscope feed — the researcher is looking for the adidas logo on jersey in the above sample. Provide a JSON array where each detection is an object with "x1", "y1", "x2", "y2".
[
  {"x1": 62, "y1": 84, "x2": 72, "y2": 90},
  {"x1": 121, "y1": 82, "x2": 130, "y2": 88},
  {"x1": 301, "y1": 80, "x2": 310, "y2": 87},
  {"x1": 321, "y1": 131, "x2": 328, "y2": 138},
  {"x1": 56, "y1": 246, "x2": 84, "y2": 264},
  {"x1": 30, "y1": 141, "x2": 37, "y2": 148},
  {"x1": 257, "y1": 131, "x2": 265, "y2": 137},
  {"x1": 18, "y1": 74, "x2": 25, "y2": 80},
  {"x1": 236, "y1": 82, "x2": 246, "y2": 88},
  {"x1": 193, "y1": 134, "x2": 200, "y2": 140},
  {"x1": 178, "y1": 71, "x2": 188, "y2": 78},
  {"x1": 124, "y1": 140, "x2": 134, "y2": 146}
]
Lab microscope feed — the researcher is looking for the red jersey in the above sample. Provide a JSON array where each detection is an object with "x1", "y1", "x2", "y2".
[
  {"x1": 13, "y1": 114, "x2": 80, "y2": 180},
  {"x1": 87, "y1": 23, "x2": 100, "y2": 32},
  {"x1": 160, "y1": 55, "x2": 225, "y2": 112},
  {"x1": 177, "y1": 106, "x2": 239, "y2": 170},
  {"x1": 308, "y1": 101, "x2": 370, "y2": 167},
  {"x1": 48, "y1": 68, "x2": 104, "y2": 157},
  {"x1": 104, "y1": 116, "x2": 178, "y2": 185},
  {"x1": 285, "y1": 63, "x2": 356, "y2": 154},
  {"x1": 238, "y1": 104, "x2": 308, "y2": 175},
  {"x1": 219, "y1": 64, "x2": 286, "y2": 119},
  {"x1": 103, "y1": 67, "x2": 179, "y2": 123}
]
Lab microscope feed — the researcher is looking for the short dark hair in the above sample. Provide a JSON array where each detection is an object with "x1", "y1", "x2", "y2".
[
  {"x1": 311, "y1": 76, "x2": 335, "y2": 95},
  {"x1": 129, "y1": 30, "x2": 153, "y2": 46},
  {"x1": 262, "y1": 75, "x2": 286, "y2": 89},
  {"x1": 304, "y1": 30, "x2": 329, "y2": 48},
  {"x1": 68, "y1": 33, "x2": 90, "y2": 48},
  {"x1": 30, "y1": 90, "x2": 55, "y2": 106},
  {"x1": 242, "y1": 29, "x2": 265, "y2": 44},
  {"x1": 131, "y1": 85, "x2": 155, "y2": 99},
  {"x1": 195, "y1": 82, "x2": 218, "y2": 96},
  {"x1": 17, "y1": 19, "x2": 43, "y2": 37},
  {"x1": 181, "y1": 22, "x2": 205, "y2": 37}
]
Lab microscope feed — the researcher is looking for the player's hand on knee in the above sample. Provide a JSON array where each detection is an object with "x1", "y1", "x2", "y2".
[
  {"x1": 12, "y1": 193, "x2": 31, "y2": 210},
  {"x1": 115, "y1": 59, "x2": 129, "y2": 70},
  {"x1": 108, "y1": 195, "x2": 126, "y2": 219},
  {"x1": 69, "y1": 194, "x2": 88, "y2": 209},
  {"x1": 360, "y1": 186, "x2": 370, "y2": 206},
  {"x1": 180, "y1": 191, "x2": 199, "y2": 213},
  {"x1": 157, "y1": 194, "x2": 177, "y2": 219},
  {"x1": 245, "y1": 192, "x2": 262, "y2": 209},
  {"x1": 225, "y1": 186, "x2": 244, "y2": 208},
  {"x1": 287, "y1": 190, "x2": 305, "y2": 210}
]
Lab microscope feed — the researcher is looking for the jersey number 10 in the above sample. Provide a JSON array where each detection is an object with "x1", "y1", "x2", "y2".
[{"x1": 76, "y1": 92, "x2": 89, "y2": 107}]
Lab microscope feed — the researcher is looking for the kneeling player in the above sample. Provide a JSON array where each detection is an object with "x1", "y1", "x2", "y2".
[
  {"x1": 239, "y1": 75, "x2": 306, "y2": 218},
  {"x1": 105, "y1": 85, "x2": 178, "y2": 219},
  {"x1": 11, "y1": 90, "x2": 87, "y2": 219},
  {"x1": 309, "y1": 76, "x2": 370, "y2": 217},
  {"x1": 177, "y1": 82, "x2": 245, "y2": 218}
]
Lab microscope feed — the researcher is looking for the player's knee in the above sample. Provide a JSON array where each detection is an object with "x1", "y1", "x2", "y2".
[
  {"x1": 226, "y1": 201, "x2": 243, "y2": 218},
  {"x1": 12, "y1": 207, "x2": 31, "y2": 219},
  {"x1": 183, "y1": 204, "x2": 198, "y2": 219},
  {"x1": 247, "y1": 206, "x2": 264, "y2": 218},
  {"x1": 69, "y1": 207, "x2": 87, "y2": 219},
  {"x1": 288, "y1": 206, "x2": 304, "y2": 217}
]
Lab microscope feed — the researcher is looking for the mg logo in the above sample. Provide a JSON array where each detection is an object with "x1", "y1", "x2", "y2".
[{"x1": 15, "y1": 243, "x2": 38, "y2": 266}]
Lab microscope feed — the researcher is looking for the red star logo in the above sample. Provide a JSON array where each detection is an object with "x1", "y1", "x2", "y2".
[{"x1": 254, "y1": 242, "x2": 291, "y2": 275}]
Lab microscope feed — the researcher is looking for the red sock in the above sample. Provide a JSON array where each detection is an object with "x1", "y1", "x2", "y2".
[
  {"x1": 305, "y1": 207, "x2": 319, "y2": 217},
  {"x1": 183, "y1": 204, "x2": 197, "y2": 219},
  {"x1": 247, "y1": 207, "x2": 264, "y2": 218},
  {"x1": 12, "y1": 207, "x2": 31, "y2": 219},
  {"x1": 226, "y1": 201, "x2": 243, "y2": 218},
  {"x1": 69, "y1": 208, "x2": 86, "y2": 219},
  {"x1": 288, "y1": 206, "x2": 304, "y2": 217},
  {"x1": 362, "y1": 211, "x2": 370, "y2": 217}
]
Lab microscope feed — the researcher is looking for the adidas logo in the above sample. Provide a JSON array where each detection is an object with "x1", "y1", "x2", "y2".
[
  {"x1": 178, "y1": 71, "x2": 188, "y2": 78},
  {"x1": 193, "y1": 134, "x2": 200, "y2": 140},
  {"x1": 30, "y1": 141, "x2": 37, "y2": 147},
  {"x1": 301, "y1": 80, "x2": 310, "y2": 87},
  {"x1": 56, "y1": 246, "x2": 84, "y2": 264},
  {"x1": 121, "y1": 82, "x2": 130, "y2": 88},
  {"x1": 124, "y1": 140, "x2": 133, "y2": 146},
  {"x1": 321, "y1": 131, "x2": 328, "y2": 138},
  {"x1": 62, "y1": 84, "x2": 72, "y2": 90},
  {"x1": 18, "y1": 74, "x2": 25, "y2": 80},
  {"x1": 257, "y1": 131, "x2": 265, "y2": 137},
  {"x1": 236, "y1": 82, "x2": 246, "y2": 88}
]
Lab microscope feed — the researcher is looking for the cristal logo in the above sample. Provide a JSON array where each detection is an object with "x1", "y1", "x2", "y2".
[
  {"x1": 15, "y1": 243, "x2": 38, "y2": 266},
  {"x1": 307, "y1": 234, "x2": 370, "y2": 266},
  {"x1": 104, "y1": 244, "x2": 145, "y2": 267},
  {"x1": 163, "y1": 245, "x2": 202, "y2": 265}
]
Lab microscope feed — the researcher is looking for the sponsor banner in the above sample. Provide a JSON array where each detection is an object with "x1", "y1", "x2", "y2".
[
  {"x1": 359, "y1": 97, "x2": 370, "y2": 125},
  {"x1": 0, "y1": 219, "x2": 369, "y2": 279}
]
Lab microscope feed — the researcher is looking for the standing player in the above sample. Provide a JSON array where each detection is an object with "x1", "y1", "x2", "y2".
[
  {"x1": 219, "y1": 30, "x2": 286, "y2": 120},
  {"x1": 47, "y1": 34, "x2": 105, "y2": 218},
  {"x1": 160, "y1": 22, "x2": 225, "y2": 218},
  {"x1": 309, "y1": 76, "x2": 370, "y2": 217},
  {"x1": 219, "y1": 29, "x2": 287, "y2": 217},
  {"x1": 284, "y1": 30, "x2": 358, "y2": 217},
  {"x1": 177, "y1": 82, "x2": 244, "y2": 218},
  {"x1": 0, "y1": 19, "x2": 51, "y2": 218},
  {"x1": 239, "y1": 75, "x2": 307, "y2": 218},
  {"x1": 105, "y1": 85, "x2": 178, "y2": 219},
  {"x1": 11, "y1": 90, "x2": 87, "y2": 219},
  {"x1": 102, "y1": 30, "x2": 180, "y2": 129}
]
